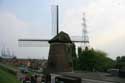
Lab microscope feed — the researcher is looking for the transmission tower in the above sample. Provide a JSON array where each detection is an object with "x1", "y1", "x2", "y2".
[{"x1": 81, "y1": 13, "x2": 89, "y2": 49}]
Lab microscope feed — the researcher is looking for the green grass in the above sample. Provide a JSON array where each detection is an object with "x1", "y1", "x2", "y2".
[{"x1": 0, "y1": 68, "x2": 20, "y2": 83}]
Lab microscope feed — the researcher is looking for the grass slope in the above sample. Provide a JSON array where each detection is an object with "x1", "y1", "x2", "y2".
[{"x1": 0, "y1": 68, "x2": 20, "y2": 83}]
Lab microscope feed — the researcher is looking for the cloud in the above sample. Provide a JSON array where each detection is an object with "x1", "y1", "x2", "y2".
[
  {"x1": 86, "y1": 0, "x2": 125, "y2": 59},
  {"x1": 1, "y1": 0, "x2": 125, "y2": 59},
  {"x1": 0, "y1": 11, "x2": 49, "y2": 59},
  {"x1": 0, "y1": 11, "x2": 28, "y2": 57},
  {"x1": 60, "y1": 0, "x2": 125, "y2": 59},
  {"x1": 0, "y1": 11, "x2": 29, "y2": 46}
]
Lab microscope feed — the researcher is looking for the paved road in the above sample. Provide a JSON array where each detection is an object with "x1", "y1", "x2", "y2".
[
  {"x1": 59, "y1": 72, "x2": 125, "y2": 83},
  {"x1": 82, "y1": 78, "x2": 115, "y2": 83}
]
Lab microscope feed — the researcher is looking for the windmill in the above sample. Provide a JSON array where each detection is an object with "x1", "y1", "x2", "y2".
[
  {"x1": 18, "y1": 5, "x2": 89, "y2": 47},
  {"x1": 18, "y1": 5, "x2": 90, "y2": 73}
]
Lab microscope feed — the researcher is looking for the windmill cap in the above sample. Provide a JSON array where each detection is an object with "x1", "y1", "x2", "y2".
[{"x1": 49, "y1": 31, "x2": 72, "y2": 43}]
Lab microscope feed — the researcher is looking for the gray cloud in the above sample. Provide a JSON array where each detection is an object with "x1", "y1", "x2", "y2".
[
  {"x1": 1, "y1": 0, "x2": 125, "y2": 59},
  {"x1": 0, "y1": 11, "x2": 49, "y2": 59},
  {"x1": 60, "y1": 0, "x2": 125, "y2": 59}
]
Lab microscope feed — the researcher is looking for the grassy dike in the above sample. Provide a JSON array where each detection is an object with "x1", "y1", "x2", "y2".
[
  {"x1": 0, "y1": 68, "x2": 20, "y2": 83},
  {"x1": 0, "y1": 63, "x2": 20, "y2": 83}
]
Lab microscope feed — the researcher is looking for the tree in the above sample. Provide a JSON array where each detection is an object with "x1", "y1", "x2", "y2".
[
  {"x1": 0, "y1": 57, "x2": 2, "y2": 62},
  {"x1": 116, "y1": 56, "x2": 125, "y2": 69},
  {"x1": 75, "y1": 47, "x2": 114, "y2": 72},
  {"x1": 71, "y1": 43, "x2": 76, "y2": 69},
  {"x1": 76, "y1": 47, "x2": 96, "y2": 71}
]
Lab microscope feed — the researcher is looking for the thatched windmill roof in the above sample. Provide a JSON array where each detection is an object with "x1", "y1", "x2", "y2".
[{"x1": 49, "y1": 31, "x2": 72, "y2": 43}]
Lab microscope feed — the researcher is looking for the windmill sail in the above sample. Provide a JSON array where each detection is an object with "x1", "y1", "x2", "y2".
[
  {"x1": 18, "y1": 36, "x2": 88, "y2": 47},
  {"x1": 51, "y1": 5, "x2": 59, "y2": 36},
  {"x1": 18, "y1": 5, "x2": 59, "y2": 47},
  {"x1": 18, "y1": 5, "x2": 86, "y2": 47},
  {"x1": 18, "y1": 39, "x2": 49, "y2": 47},
  {"x1": 70, "y1": 36, "x2": 89, "y2": 43}
]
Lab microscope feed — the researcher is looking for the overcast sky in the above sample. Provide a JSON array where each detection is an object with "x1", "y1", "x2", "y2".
[{"x1": 0, "y1": 0, "x2": 125, "y2": 59}]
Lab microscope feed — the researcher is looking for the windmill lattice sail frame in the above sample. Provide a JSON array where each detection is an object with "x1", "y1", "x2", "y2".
[{"x1": 18, "y1": 5, "x2": 89, "y2": 47}]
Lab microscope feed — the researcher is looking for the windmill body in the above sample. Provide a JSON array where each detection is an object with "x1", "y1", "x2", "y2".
[{"x1": 47, "y1": 31, "x2": 74, "y2": 73}]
